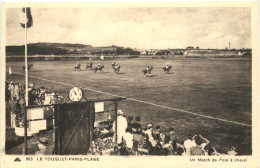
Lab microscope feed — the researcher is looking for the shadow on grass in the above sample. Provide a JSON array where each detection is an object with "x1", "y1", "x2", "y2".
[{"x1": 146, "y1": 74, "x2": 157, "y2": 77}]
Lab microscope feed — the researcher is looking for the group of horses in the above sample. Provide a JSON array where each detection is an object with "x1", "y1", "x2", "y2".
[
  {"x1": 142, "y1": 65, "x2": 172, "y2": 76},
  {"x1": 75, "y1": 62, "x2": 172, "y2": 76},
  {"x1": 75, "y1": 63, "x2": 105, "y2": 73},
  {"x1": 21, "y1": 62, "x2": 172, "y2": 76}
]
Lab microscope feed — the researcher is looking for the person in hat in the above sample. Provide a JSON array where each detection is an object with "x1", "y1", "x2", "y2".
[
  {"x1": 145, "y1": 123, "x2": 157, "y2": 147},
  {"x1": 112, "y1": 109, "x2": 128, "y2": 145}
]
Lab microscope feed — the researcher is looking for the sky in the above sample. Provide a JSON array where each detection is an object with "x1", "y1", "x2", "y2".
[{"x1": 6, "y1": 7, "x2": 251, "y2": 49}]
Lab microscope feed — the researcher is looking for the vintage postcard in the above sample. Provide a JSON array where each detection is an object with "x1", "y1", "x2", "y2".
[{"x1": 1, "y1": 1, "x2": 259, "y2": 168}]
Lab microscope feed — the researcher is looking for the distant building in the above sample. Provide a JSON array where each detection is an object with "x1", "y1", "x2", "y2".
[
  {"x1": 186, "y1": 46, "x2": 194, "y2": 50},
  {"x1": 196, "y1": 46, "x2": 199, "y2": 49}
]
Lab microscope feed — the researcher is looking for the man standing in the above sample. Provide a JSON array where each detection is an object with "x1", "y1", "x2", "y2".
[
  {"x1": 113, "y1": 109, "x2": 128, "y2": 145},
  {"x1": 9, "y1": 97, "x2": 20, "y2": 128}
]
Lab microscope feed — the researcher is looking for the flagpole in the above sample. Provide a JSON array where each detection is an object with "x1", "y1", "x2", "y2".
[{"x1": 24, "y1": 7, "x2": 29, "y2": 106}]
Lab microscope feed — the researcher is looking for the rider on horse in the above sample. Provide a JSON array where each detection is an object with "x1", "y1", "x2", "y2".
[
  {"x1": 97, "y1": 64, "x2": 102, "y2": 69},
  {"x1": 165, "y1": 63, "x2": 170, "y2": 69},
  {"x1": 146, "y1": 66, "x2": 151, "y2": 71},
  {"x1": 115, "y1": 63, "x2": 119, "y2": 69},
  {"x1": 112, "y1": 62, "x2": 116, "y2": 67}
]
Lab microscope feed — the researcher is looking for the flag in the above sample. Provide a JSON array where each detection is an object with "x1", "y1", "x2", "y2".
[{"x1": 20, "y1": 7, "x2": 33, "y2": 28}]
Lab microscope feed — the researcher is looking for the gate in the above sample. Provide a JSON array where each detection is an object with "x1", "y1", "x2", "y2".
[{"x1": 54, "y1": 102, "x2": 94, "y2": 155}]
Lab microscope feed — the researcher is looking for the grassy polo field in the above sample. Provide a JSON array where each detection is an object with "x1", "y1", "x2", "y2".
[{"x1": 6, "y1": 58, "x2": 252, "y2": 155}]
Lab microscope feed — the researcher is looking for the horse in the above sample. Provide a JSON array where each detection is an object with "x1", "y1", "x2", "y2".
[
  {"x1": 86, "y1": 62, "x2": 93, "y2": 69},
  {"x1": 113, "y1": 65, "x2": 121, "y2": 74},
  {"x1": 22, "y1": 64, "x2": 33, "y2": 71},
  {"x1": 75, "y1": 64, "x2": 81, "y2": 70},
  {"x1": 142, "y1": 66, "x2": 153, "y2": 77},
  {"x1": 93, "y1": 65, "x2": 104, "y2": 73},
  {"x1": 163, "y1": 66, "x2": 172, "y2": 74}
]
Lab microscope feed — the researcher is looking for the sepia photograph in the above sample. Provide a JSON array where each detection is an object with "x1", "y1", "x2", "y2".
[{"x1": 1, "y1": 1, "x2": 259, "y2": 168}]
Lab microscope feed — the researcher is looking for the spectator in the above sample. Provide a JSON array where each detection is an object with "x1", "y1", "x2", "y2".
[
  {"x1": 8, "y1": 82, "x2": 15, "y2": 101},
  {"x1": 28, "y1": 83, "x2": 35, "y2": 105},
  {"x1": 154, "y1": 125, "x2": 165, "y2": 142},
  {"x1": 123, "y1": 127, "x2": 134, "y2": 150},
  {"x1": 5, "y1": 81, "x2": 10, "y2": 102},
  {"x1": 50, "y1": 93, "x2": 58, "y2": 104},
  {"x1": 168, "y1": 128, "x2": 177, "y2": 152},
  {"x1": 127, "y1": 116, "x2": 134, "y2": 133},
  {"x1": 190, "y1": 136, "x2": 205, "y2": 156},
  {"x1": 197, "y1": 135, "x2": 210, "y2": 153},
  {"x1": 227, "y1": 146, "x2": 238, "y2": 156},
  {"x1": 176, "y1": 146, "x2": 185, "y2": 156},
  {"x1": 14, "y1": 83, "x2": 21, "y2": 101},
  {"x1": 132, "y1": 116, "x2": 143, "y2": 147},
  {"x1": 145, "y1": 123, "x2": 157, "y2": 154},
  {"x1": 162, "y1": 135, "x2": 174, "y2": 155},
  {"x1": 112, "y1": 109, "x2": 128, "y2": 145},
  {"x1": 38, "y1": 87, "x2": 47, "y2": 104},
  {"x1": 204, "y1": 144, "x2": 218, "y2": 156},
  {"x1": 9, "y1": 97, "x2": 20, "y2": 128},
  {"x1": 184, "y1": 134, "x2": 196, "y2": 156},
  {"x1": 44, "y1": 94, "x2": 52, "y2": 105},
  {"x1": 19, "y1": 97, "x2": 25, "y2": 116}
]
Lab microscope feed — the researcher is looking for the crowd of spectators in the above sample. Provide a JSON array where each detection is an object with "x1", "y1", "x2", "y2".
[
  {"x1": 5, "y1": 80, "x2": 65, "y2": 128},
  {"x1": 109, "y1": 109, "x2": 238, "y2": 156}
]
